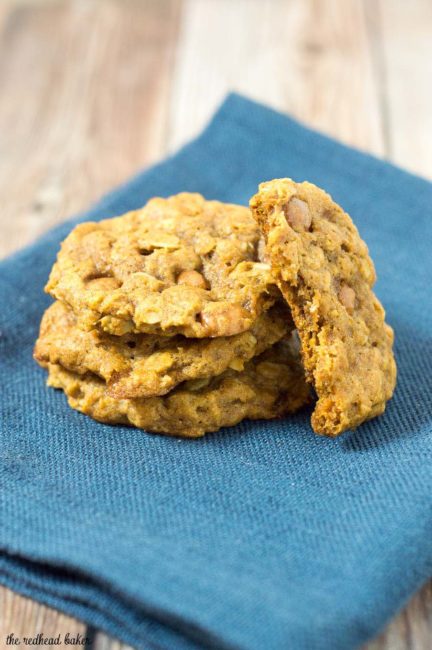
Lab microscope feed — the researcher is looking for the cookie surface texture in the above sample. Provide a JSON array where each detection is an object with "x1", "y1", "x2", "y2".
[
  {"x1": 35, "y1": 301, "x2": 291, "y2": 399},
  {"x1": 45, "y1": 339, "x2": 310, "y2": 437},
  {"x1": 46, "y1": 193, "x2": 276, "y2": 338},
  {"x1": 250, "y1": 178, "x2": 397, "y2": 436}
]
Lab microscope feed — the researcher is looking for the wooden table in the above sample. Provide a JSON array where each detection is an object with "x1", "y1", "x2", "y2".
[{"x1": 1, "y1": 1, "x2": 431, "y2": 647}]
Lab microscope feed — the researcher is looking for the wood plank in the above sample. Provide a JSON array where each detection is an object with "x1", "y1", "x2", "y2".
[
  {"x1": 92, "y1": 632, "x2": 134, "y2": 650},
  {"x1": 366, "y1": 581, "x2": 432, "y2": 650},
  {"x1": 378, "y1": 0, "x2": 432, "y2": 178},
  {"x1": 167, "y1": 0, "x2": 384, "y2": 156},
  {"x1": 0, "y1": 0, "x2": 180, "y2": 258},
  {"x1": 0, "y1": 586, "x2": 87, "y2": 648}
]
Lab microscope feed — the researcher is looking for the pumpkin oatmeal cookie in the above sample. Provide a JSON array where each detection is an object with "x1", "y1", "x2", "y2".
[
  {"x1": 46, "y1": 193, "x2": 277, "y2": 338},
  {"x1": 250, "y1": 178, "x2": 396, "y2": 436},
  {"x1": 45, "y1": 338, "x2": 310, "y2": 437},
  {"x1": 35, "y1": 301, "x2": 291, "y2": 399}
]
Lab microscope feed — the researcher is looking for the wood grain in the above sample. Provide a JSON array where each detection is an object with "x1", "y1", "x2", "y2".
[
  {"x1": 0, "y1": 0, "x2": 431, "y2": 648},
  {"x1": 92, "y1": 632, "x2": 134, "y2": 650},
  {"x1": 368, "y1": 581, "x2": 432, "y2": 650},
  {"x1": 0, "y1": 586, "x2": 87, "y2": 648},
  {"x1": 0, "y1": 0, "x2": 180, "y2": 258},
  {"x1": 378, "y1": 0, "x2": 432, "y2": 178},
  {"x1": 168, "y1": 0, "x2": 385, "y2": 156}
]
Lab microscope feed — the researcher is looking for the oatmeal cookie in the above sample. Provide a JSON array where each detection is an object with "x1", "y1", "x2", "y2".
[
  {"x1": 34, "y1": 301, "x2": 291, "y2": 399},
  {"x1": 46, "y1": 193, "x2": 277, "y2": 337},
  {"x1": 250, "y1": 178, "x2": 396, "y2": 436},
  {"x1": 45, "y1": 339, "x2": 311, "y2": 437}
]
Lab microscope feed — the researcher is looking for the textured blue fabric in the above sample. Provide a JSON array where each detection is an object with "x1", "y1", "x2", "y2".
[{"x1": 1, "y1": 94, "x2": 431, "y2": 650}]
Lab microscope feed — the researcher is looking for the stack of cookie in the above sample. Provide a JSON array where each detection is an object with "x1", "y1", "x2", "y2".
[
  {"x1": 35, "y1": 180, "x2": 397, "y2": 437},
  {"x1": 34, "y1": 193, "x2": 310, "y2": 437}
]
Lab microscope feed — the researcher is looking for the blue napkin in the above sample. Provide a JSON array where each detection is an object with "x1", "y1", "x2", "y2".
[{"x1": 1, "y1": 94, "x2": 431, "y2": 650}]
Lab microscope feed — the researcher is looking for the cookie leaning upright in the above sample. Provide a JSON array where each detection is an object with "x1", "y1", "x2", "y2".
[
  {"x1": 250, "y1": 178, "x2": 397, "y2": 436},
  {"x1": 46, "y1": 193, "x2": 277, "y2": 338}
]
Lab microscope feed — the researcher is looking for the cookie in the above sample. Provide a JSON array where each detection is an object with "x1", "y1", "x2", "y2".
[
  {"x1": 34, "y1": 301, "x2": 291, "y2": 399},
  {"x1": 45, "y1": 339, "x2": 311, "y2": 437},
  {"x1": 46, "y1": 193, "x2": 277, "y2": 338},
  {"x1": 250, "y1": 178, "x2": 397, "y2": 436}
]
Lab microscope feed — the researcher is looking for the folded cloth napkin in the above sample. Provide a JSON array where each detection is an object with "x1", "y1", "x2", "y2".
[{"x1": 1, "y1": 94, "x2": 431, "y2": 650}]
